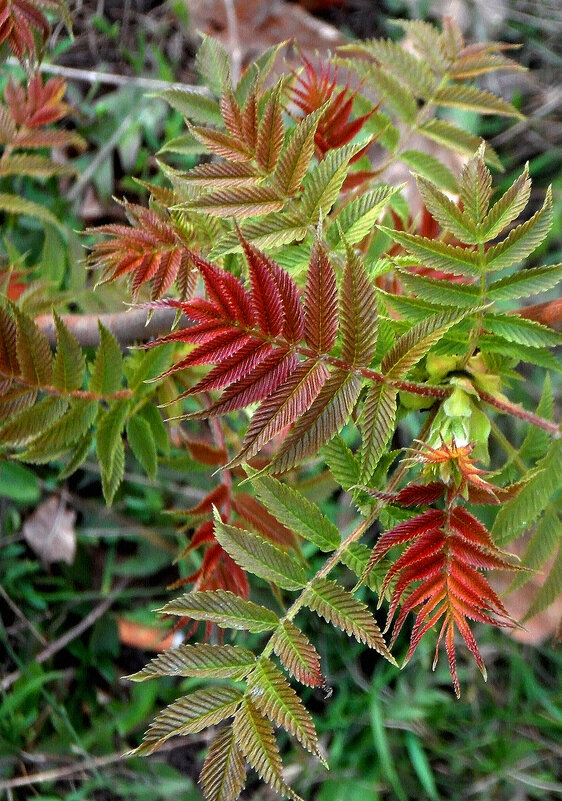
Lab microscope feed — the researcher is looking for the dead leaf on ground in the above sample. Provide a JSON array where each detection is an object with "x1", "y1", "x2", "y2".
[
  {"x1": 186, "y1": 0, "x2": 347, "y2": 70},
  {"x1": 23, "y1": 495, "x2": 77, "y2": 565}
]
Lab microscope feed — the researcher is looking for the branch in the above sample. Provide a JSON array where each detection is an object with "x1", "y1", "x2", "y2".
[{"x1": 35, "y1": 308, "x2": 187, "y2": 348}]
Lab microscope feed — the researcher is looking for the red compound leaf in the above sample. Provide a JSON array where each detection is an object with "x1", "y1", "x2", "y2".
[
  {"x1": 87, "y1": 202, "x2": 197, "y2": 301},
  {"x1": 291, "y1": 54, "x2": 376, "y2": 160},
  {"x1": 371, "y1": 497, "x2": 518, "y2": 696},
  {"x1": 0, "y1": 0, "x2": 61, "y2": 63}
]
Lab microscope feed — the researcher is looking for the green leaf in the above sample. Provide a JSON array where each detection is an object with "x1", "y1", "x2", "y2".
[
  {"x1": 159, "y1": 88, "x2": 222, "y2": 125},
  {"x1": 483, "y1": 313, "x2": 562, "y2": 348},
  {"x1": 13, "y1": 306, "x2": 53, "y2": 386},
  {"x1": 518, "y1": 376, "x2": 553, "y2": 464},
  {"x1": 382, "y1": 306, "x2": 476, "y2": 378},
  {"x1": 196, "y1": 35, "x2": 231, "y2": 95},
  {"x1": 251, "y1": 473, "x2": 340, "y2": 552},
  {"x1": 479, "y1": 335, "x2": 562, "y2": 372},
  {"x1": 322, "y1": 433, "x2": 360, "y2": 492},
  {"x1": 248, "y1": 659, "x2": 323, "y2": 760},
  {"x1": 508, "y1": 505, "x2": 560, "y2": 593},
  {"x1": 418, "y1": 119, "x2": 502, "y2": 171},
  {"x1": 485, "y1": 187, "x2": 553, "y2": 272},
  {"x1": 272, "y1": 621, "x2": 323, "y2": 687},
  {"x1": 331, "y1": 185, "x2": 401, "y2": 247},
  {"x1": 211, "y1": 213, "x2": 308, "y2": 257},
  {"x1": 200, "y1": 725, "x2": 246, "y2": 801},
  {"x1": 53, "y1": 313, "x2": 85, "y2": 392},
  {"x1": 492, "y1": 440, "x2": 562, "y2": 545},
  {"x1": 138, "y1": 402, "x2": 169, "y2": 454},
  {"x1": 58, "y1": 431, "x2": 93, "y2": 480},
  {"x1": 271, "y1": 372, "x2": 363, "y2": 474},
  {"x1": 524, "y1": 543, "x2": 562, "y2": 621},
  {"x1": 96, "y1": 399, "x2": 130, "y2": 504},
  {"x1": 126, "y1": 415, "x2": 157, "y2": 479},
  {"x1": 0, "y1": 192, "x2": 65, "y2": 232},
  {"x1": 340, "y1": 542, "x2": 384, "y2": 592},
  {"x1": 434, "y1": 85, "x2": 522, "y2": 117},
  {"x1": 272, "y1": 112, "x2": 320, "y2": 197},
  {"x1": 0, "y1": 461, "x2": 40, "y2": 503},
  {"x1": 416, "y1": 177, "x2": 479, "y2": 242},
  {"x1": 360, "y1": 383, "x2": 397, "y2": 482},
  {"x1": 400, "y1": 151, "x2": 458, "y2": 194},
  {"x1": 89, "y1": 323, "x2": 122, "y2": 396},
  {"x1": 19, "y1": 400, "x2": 97, "y2": 463},
  {"x1": 0, "y1": 396, "x2": 67, "y2": 447},
  {"x1": 300, "y1": 140, "x2": 371, "y2": 222},
  {"x1": 182, "y1": 185, "x2": 285, "y2": 217},
  {"x1": 306, "y1": 578, "x2": 396, "y2": 662},
  {"x1": 340, "y1": 245, "x2": 378, "y2": 366},
  {"x1": 160, "y1": 590, "x2": 279, "y2": 633},
  {"x1": 0, "y1": 153, "x2": 75, "y2": 178},
  {"x1": 213, "y1": 517, "x2": 306, "y2": 591},
  {"x1": 487, "y1": 264, "x2": 562, "y2": 301},
  {"x1": 396, "y1": 270, "x2": 480, "y2": 307},
  {"x1": 377, "y1": 226, "x2": 481, "y2": 278},
  {"x1": 459, "y1": 146, "x2": 492, "y2": 225},
  {"x1": 478, "y1": 165, "x2": 531, "y2": 241},
  {"x1": 127, "y1": 644, "x2": 256, "y2": 681},
  {"x1": 234, "y1": 697, "x2": 303, "y2": 801},
  {"x1": 132, "y1": 687, "x2": 243, "y2": 755},
  {"x1": 359, "y1": 38, "x2": 437, "y2": 96},
  {"x1": 341, "y1": 59, "x2": 417, "y2": 122}
]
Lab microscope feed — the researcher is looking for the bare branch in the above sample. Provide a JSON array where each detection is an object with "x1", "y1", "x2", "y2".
[{"x1": 35, "y1": 308, "x2": 187, "y2": 349}]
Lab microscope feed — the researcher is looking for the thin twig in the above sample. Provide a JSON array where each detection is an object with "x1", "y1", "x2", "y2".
[
  {"x1": 0, "y1": 585, "x2": 47, "y2": 647},
  {"x1": 4, "y1": 57, "x2": 209, "y2": 95},
  {"x1": 0, "y1": 738, "x2": 200, "y2": 791},
  {"x1": 223, "y1": 0, "x2": 242, "y2": 86},
  {"x1": 0, "y1": 578, "x2": 128, "y2": 692},
  {"x1": 35, "y1": 308, "x2": 188, "y2": 348},
  {"x1": 67, "y1": 112, "x2": 135, "y2": 203}
]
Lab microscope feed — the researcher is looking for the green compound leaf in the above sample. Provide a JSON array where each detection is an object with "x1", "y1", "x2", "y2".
[
  {"x1": 251, "y1": 473, "x2": 340, "y2": 552},
  {"x1": 396, "y1": 270, "x2": 480, "y2": 307},
  {"x1": 159, "y1": 88, "x2": 222, "y2": 125},
  {"x1": 126, "y1": 643, "x2": 256, "y2": 682},
  {"x1": 434, "y1": 85, "x2": 523, "y2": 118},
  {"x1": 213, "y1": 516, "x2": 306, "y2": 591},
  {"x1": 131, "y1": 687, "x2": 243, "y2": 755},
  {"x1": 418, "y1": 119, "x2": 502, "y2": 170},
  {"x1": 160, "y1": 590, "x2": 279, "y2": 633},
  {"x1": 200, "y1": 725, "x2": 246, "y2": 801},
  {"x1": 247, "y1": 659, "x2": 322, "y2": 759},
  {"x1": 306, "y1": 578, "x2": 396, "y2": 663}
]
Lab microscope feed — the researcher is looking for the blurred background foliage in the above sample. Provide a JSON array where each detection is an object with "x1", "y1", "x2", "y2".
[{"x1": 1, "y1": 0, "x2": 561, "y2": 799}]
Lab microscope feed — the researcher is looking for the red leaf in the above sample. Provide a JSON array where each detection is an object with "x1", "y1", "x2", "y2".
[
  {"x1": 395, "y1": 482, "x2": 446, "y2": 507},
  {"x1": 305, "y1": 242, "x2": 338, "y2": 352}
]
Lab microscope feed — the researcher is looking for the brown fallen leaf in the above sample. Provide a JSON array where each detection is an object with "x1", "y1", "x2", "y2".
[
  {"x1": 186, "y1": 0, "x2": 347, "y2": 71},
  {"x1": 117, "y1": 617, "x2": 176, "y2": 651},
  {"x1": 23, "y1": 495, "x2": 77, "y2": 565}
]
